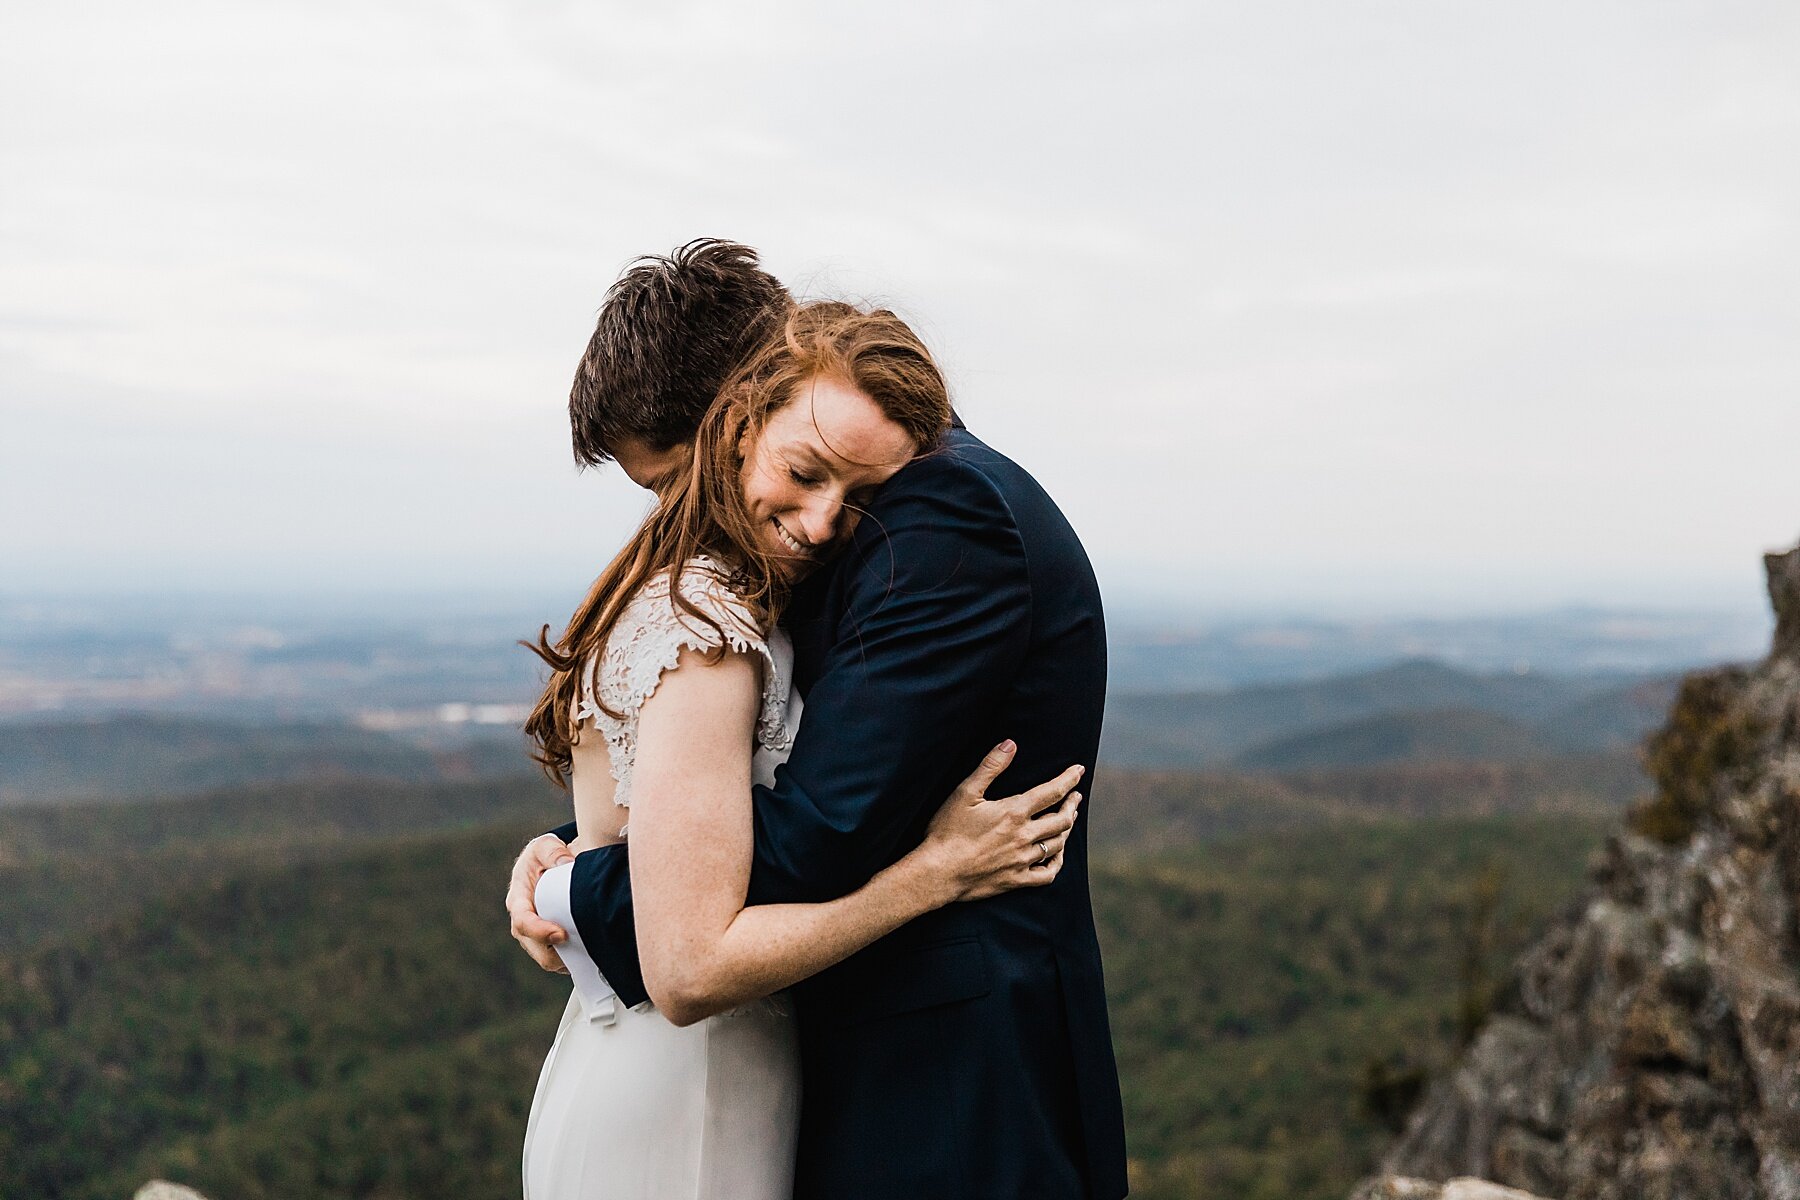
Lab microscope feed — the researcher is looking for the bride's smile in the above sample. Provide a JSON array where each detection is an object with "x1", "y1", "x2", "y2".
[{"x1": 738, "y1": 373, "x2": 919, "y2": 575}]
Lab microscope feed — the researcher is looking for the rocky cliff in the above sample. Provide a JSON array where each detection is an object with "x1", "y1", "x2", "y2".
[{"x1": 1361, "y1": 542, "x2": 1800, "y2": 1200}]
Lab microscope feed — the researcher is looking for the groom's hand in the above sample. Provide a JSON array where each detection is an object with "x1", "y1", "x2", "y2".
[{"x1": 507, "y1": 834, "x2": 575, "y2": 974}]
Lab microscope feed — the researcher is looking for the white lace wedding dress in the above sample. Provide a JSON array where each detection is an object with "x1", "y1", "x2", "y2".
[{"x1": 521, "y1": 558, "x2": 804, "y2": 1200}]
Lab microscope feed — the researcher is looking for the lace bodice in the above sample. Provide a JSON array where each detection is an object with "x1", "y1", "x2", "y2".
[{"x1": 575, "y1": 556, "x2": 796, "y2": 831}]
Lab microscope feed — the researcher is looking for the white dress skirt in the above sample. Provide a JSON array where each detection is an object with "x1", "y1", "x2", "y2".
[
  {"x1": 520, "y1": 956, "x2": 801, "y2": 1200},
  {"x1": 521, "y1": 559, "x2": 805, "y2": 1200}
]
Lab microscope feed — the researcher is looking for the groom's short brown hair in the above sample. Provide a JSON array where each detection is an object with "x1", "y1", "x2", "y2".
[{"x1": 569, "y1": 239, "x2": 791, "y2": 466}]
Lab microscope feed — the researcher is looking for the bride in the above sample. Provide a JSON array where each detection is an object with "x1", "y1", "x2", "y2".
[{"x1": 517, "y1": 301, "x2": 1085, "y2": 1199}]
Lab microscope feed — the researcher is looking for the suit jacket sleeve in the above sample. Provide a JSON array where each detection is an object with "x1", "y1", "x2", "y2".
[{"x1": 563, "y1": 455, "x2": 1033, "y2": 1007}]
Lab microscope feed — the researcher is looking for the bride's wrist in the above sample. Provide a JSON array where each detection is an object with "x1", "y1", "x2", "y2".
[{"x1": 887, "y1": 846, "x2": 963, "y2": 911}]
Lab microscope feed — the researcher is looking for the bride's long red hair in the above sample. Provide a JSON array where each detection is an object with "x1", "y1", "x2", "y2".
[{"x1": 523, "y1": 302, "x2": 952, "y2": 787}]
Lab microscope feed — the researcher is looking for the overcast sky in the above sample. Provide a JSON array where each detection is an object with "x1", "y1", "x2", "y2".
[{"x1": 3, "y1": 0, "x2": 1796, "y2": 616}]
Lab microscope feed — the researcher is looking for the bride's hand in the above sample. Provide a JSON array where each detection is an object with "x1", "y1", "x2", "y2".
[
  {"x1": 918, "y1": 741, "x2": 1085, "y2": 903},
  {"x1": 507, "y1": 834, "x2": 575, "y2": 974}
]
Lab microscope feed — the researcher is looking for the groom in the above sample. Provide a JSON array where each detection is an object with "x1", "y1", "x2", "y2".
[{"x1": 507, "y1": 239, "x2": 1129, "y2": 1200}]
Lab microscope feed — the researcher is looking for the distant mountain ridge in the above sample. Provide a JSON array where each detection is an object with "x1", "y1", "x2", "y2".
[
  {"x1": 1102, "y1": 657, "x2": 1678, "y2": 769},
  {"x1": 1235, "y1": 708, "x2": 1553, "y2": 769},
  {"x1": 0, "y1": 714, "x2": 529, "y2": 806},
  {"x1": 1105, "y1": 606, "x2": 1769, "y2": 691},
  {"x1": 2, "y1": 659, "x2": 1677, "y2": 807}
]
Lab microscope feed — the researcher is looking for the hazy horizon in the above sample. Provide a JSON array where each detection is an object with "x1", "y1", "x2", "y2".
[{"x1": 0, "y1": 580, "x2": 1783, "y2": 623}]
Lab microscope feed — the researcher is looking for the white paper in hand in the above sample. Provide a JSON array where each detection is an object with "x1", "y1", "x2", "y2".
[{"x1": 535, "y1": 860, "x2": 620, "y2": 1024}]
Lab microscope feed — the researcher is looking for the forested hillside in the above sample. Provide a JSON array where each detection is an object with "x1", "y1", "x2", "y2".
[
  {"x1": 0, "y1": 652, "x2": 1674, "y2": 1199},
  {"x1": 0, "y1": 779, "x2": 1607, "y2": 1200},
  {"x1": 0, "y1": 775, "x2": 562, "y2": 953}
]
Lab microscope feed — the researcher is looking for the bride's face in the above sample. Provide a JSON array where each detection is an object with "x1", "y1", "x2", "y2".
[{"x1": 740, "y1": 374, "x2": 919, "y2": 576}]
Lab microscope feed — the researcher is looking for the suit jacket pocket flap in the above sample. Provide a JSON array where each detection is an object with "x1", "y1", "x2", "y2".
[{"x1": 823, "y1": 936, "x2": 990, "y2": 1027}]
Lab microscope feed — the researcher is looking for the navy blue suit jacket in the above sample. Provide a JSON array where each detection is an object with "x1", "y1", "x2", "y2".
[{"x1": 551, "y1": 425, "x2": 1128, "y2": 1199}]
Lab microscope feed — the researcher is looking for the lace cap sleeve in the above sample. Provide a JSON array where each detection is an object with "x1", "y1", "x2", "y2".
[{"x1": 576, "y1": 557, "x2": 791, "y2": 816}]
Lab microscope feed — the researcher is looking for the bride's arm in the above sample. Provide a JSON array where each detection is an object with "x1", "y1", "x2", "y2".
[{"x1": 628, "y1": 645, "x2": 1078, "y2": 1028}]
